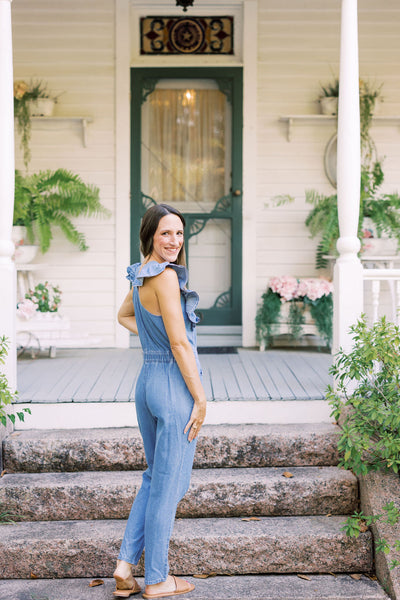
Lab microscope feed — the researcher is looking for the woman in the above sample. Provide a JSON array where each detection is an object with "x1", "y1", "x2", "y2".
[{"x1": 113, "y1": 203, "x2": 207, "y2": 599}]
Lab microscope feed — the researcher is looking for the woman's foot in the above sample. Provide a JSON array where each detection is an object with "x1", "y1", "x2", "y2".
[
  {"x1": 113, "y1": 560, "x2": 141, "y2": 598},
  {"x1": 143, "y1": 575, "x2": 195, "y2": 599}
]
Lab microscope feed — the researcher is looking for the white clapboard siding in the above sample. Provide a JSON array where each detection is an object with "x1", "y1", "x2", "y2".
[{"x1": 256, "y1": 0, "x2": 400, "y2": 320}]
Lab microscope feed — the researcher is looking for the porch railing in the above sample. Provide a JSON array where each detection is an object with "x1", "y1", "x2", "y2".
[{"x1": 363, "y1": 268, "x2": 400, "y2": 325}]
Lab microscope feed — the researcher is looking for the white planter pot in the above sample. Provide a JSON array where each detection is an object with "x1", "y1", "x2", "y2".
[
  {"x1": 319, "y1": 97, "x2": 338, "y2": 115},
  {"x1": 30, "y1": 98, "x2": 55, "y2": 117},
  {"x1": 362, "y1": 237, "x2": 398, "y2": 256},
  {"x1": 14, "y1": 244, "x2": 39, "y2": 264},
  {"x1": 12, "y1": 225, "x2": 27, "y2": 245}
]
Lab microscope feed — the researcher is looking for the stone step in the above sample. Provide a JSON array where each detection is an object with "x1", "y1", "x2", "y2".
[
  {"x1": 0, "y1": 575, "x2": 390, "y2": 600},
  {"x1": 0, "y1": 516, "x2": 372, "y2": 579},
  {"x1": 3, "y1": 423, "x2": 340, "y2": 473},
  {"x1": 0, "y1": 466, "x2": 357, "y2": 521}
]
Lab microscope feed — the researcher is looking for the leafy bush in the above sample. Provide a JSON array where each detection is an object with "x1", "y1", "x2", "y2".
[
  {"x1": 327, "y1": 315, "x2": 400, "y2": 475},
  {"x1": 328, "y1": 315, "x2": 400, "y2": 569},
  {"x1": 0, "y1": 336, "x2": 31, "y2": 427}
]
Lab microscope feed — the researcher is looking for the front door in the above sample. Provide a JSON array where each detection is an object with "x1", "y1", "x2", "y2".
[{"x1": 131, "y1": 67, "x2": 243, "y2": 326}]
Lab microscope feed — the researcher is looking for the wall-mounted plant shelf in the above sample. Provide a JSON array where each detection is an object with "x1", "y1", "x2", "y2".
[
  {"x1": 279, "y1": 114, "x2": 400, "y2": 142},
  {"x1": 31, "y1": 116, "x2": 93, "y2": 147}
]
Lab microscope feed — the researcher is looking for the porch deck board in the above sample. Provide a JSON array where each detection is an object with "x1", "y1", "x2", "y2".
[
  {"x1": 280, "y1": 353, "x2": 325, "y2": 399},
  {"x1": 292, "y1": 353, "x2": 332, "y2": 397},
  {"x1": 246, "y1": 352, "x2": 290, "y2": 400},
  {"x1": 86, "y1": 350, "x2": 134, "y2": 402},
  {"x1": 16, "y1": 348, "x2": 332, "y2": 403},
  {"x1": 29, "y1": 357, "x2": 77, "y2": 403},
  {"x1": 68, "y1": 352, "x2": 113, "y2": 402},
  {"x1": 57, "y1": 353, "x2": 101, "y2": 402},
  {"x1": 264, "y1": 353, "x2": 310, "y2": 400},
  {"x1": 216, "y1": 355, "x2": 243, "y2": 401},
  {"x1": 235, "y1": 351, "x2": 271, "y2": 400},
  {"x1": 198, "y1": 360, "x2": 213, "y2": 400},
  {"x1": 201, "y1": 355, "x2": 229, "y2": 402},
  {"x1": 227, "y1": 354, "x2": 257, "y2": 399}
]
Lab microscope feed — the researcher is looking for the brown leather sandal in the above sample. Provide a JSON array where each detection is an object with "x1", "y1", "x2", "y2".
[
  {"x1": 113, "y1": 576, "x2": 142, "y2": 598},
  {"x1": 142, "y1": 575, "x2": 195, "y2": 599}
]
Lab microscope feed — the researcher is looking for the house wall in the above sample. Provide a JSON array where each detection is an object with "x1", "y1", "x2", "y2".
[{"x1": 11, "y1": 0, "x2": 400, "y2": 348}]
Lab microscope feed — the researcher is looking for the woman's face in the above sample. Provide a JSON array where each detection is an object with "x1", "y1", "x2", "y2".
[{"x1": 151, "y1": 213, "x2": 184, "y2": 263}]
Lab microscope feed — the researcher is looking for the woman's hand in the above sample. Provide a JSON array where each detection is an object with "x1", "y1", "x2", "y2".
[{"x1": 184, "y1": 398, "x2": 207, "y2": 442}]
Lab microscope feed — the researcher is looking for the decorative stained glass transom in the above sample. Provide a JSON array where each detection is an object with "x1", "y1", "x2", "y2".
[{"x1": 140, "y1": 17, "x2": 234, "y2": 55}]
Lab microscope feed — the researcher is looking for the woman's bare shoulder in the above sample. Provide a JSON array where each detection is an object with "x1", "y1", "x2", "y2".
[{"x1": 152, "y1": 265, "x2": 180, "y2": 288}]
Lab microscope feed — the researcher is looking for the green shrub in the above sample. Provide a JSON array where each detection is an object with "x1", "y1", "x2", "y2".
[
  {"x1": 327, "y1": 315, "x2": 400, "y2": 475},
  {"x1": 327, "y1": 315, "x2": 400, "y2": 568},
  {"x1": 0, "y1": 336, "x2": 31, "y2": 427}
]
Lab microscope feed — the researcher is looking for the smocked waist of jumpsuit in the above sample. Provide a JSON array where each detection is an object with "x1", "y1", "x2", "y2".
[
  {"x1": 142, "y1": 349, "x2": 201, "y2": 373},
  {"x1": 143, "y1": 349, "x2": 199, "y2": 363}
]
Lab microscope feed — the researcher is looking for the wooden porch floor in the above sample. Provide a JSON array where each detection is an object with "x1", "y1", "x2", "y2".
[{"x1": 16, "y1": 348, "x2": 332, "y2": 403}]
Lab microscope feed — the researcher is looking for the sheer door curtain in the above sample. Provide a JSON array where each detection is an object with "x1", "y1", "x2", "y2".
[{"x1": 142, "y1": 89, "x2": 227, "y2": 210}]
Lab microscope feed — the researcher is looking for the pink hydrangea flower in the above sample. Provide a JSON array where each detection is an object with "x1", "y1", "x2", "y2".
[
  {"x1": 268, "y1": 276, "x2": 333, "y2": 302},
  {"x1": 16, "y1": 299, "x2": 37, "y2": 320},
  {"x1": 268, "y1": 276, "x2": 299, "y2": 301},
  {"x1": 297, "y1": 278, "x2": 333, "y2": 301}
]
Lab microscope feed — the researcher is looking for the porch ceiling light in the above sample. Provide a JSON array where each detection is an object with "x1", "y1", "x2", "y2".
[{"x1": 176, "y1": 0, "x2": 194, "y2": 11}]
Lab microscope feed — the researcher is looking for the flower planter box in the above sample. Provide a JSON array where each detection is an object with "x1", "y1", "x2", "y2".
[
  {"x1": 258, "y1": 302, "x2": 321, "y2": 350},
  {"x1": 256, "y1": 276, "x2": 333, "y2": 350}
]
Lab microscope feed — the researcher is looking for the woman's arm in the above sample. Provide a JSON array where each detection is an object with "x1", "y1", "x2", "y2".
[
  {"x1": 117, "y1": 290, "x2": 138, "y2": 335},
  {"x1": 154, "y1": 268, "x2": 206, "y2": 442}
]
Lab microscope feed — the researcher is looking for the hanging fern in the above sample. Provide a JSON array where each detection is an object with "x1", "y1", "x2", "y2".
[
  {"x1": 255, "y1": 289, "x2": 282, "y2": 345},
  {"x1": 288, "y1": 301, "x2": 306, "y2": 339},
  {"x1": 303, "y1": 160, "x2": 400, "y2": 269},
  {"x1": 304, "y1": 294, "x2": 333, "y2": 346},
  {"x1": 305, "y1": 190, "x2": 340, "y2": 269},
  {"x1": 14, "y1": 169, "x2": 111, "y2": 253}
]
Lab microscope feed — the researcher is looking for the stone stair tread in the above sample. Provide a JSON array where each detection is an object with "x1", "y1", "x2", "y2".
[
  {"x1": 0, "y1": 575, "x2": 389, "y2": 600},
  {"x1": 0, "y1": 516, "x2": 372, "y2": 578},
  {"x1": 0, "y1": 466, "x2": 357, "y2": 520},
  {"x1": 3, "y1": 423, "x2": 340, "y2": 472}
]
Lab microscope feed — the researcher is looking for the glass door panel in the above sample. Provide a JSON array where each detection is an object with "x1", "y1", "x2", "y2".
[{"x1": 141, "y1": 81, "x2": 231, "y2": 213}]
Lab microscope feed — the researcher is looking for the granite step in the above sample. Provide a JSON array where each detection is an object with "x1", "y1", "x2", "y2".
[
  {"x1": 2, "y1": 423, "x2": 340, "y2": 473},
  {"x1": 0, "y1": 516, "x2": 372, "y2": 579},
  {"x1": 0, "y1": 575, "x2": 390, "y2": 600},
  {"x1": 0, "y1": 466, "x2": 357, "y2": 521}
]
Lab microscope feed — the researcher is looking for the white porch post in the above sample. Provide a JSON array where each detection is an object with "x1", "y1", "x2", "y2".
[
  {"x1": 0, "y1": 0, "x2": 17, "y2": 390},
  {"x1": 333, "y1": 0, "x2": 363, "y2": 354}
]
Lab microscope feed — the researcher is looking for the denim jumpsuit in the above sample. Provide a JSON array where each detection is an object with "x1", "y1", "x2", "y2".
[{"x1": 118, "y1": 261, "x2": 201, "y2": 585}]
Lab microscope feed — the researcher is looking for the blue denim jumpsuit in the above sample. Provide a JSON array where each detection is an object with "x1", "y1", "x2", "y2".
[{"x1": 118, "y1": 261, "x2": 201, "y2": 585}]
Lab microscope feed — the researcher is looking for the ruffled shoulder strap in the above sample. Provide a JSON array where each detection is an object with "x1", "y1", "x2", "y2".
[
  {"x1": 126, "y1": 261, "x2": 199, "y2": 325},
  {"x1": 126, "y1": 261, "x2": 187, "y2": 287}
]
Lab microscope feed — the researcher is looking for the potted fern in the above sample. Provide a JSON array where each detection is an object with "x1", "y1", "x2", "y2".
[
  {"x1": 304, "y1": 160, "x2": 400, "y2": 268},
  {"x1": 13, "y1": 169, "x2": 110, "y2": 254},
  {"x1": 14, "y1": 80, "x2": 58, "y2": 168}
]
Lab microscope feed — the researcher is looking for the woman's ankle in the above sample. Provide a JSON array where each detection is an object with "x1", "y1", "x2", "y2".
[{"x1": 145, "y1": 575, "x2": 175, "y2": 592}]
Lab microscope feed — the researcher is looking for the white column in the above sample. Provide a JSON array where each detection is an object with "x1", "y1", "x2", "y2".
[
  {"x1": 333, "y1": 0, "x2": 363, "y2": 354},
  {"x1": 0, "y1": 0, "x2": 17, "y2": 391}
]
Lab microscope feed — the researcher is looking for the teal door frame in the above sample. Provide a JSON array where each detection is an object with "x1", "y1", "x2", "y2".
[{"x1": 130, "y1": 66, "x2": 243, "y2": 326}]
